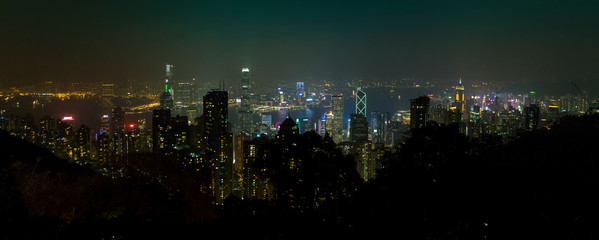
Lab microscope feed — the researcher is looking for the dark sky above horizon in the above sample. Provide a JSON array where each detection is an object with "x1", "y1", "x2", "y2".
[{"x1": 2, "y1": 0, "x2": 599, "y2": 92}]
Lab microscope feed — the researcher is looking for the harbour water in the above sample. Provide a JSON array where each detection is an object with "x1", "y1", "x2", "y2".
[{"x1": 2, "y1": 87, "x2": 436, "y2": 132}]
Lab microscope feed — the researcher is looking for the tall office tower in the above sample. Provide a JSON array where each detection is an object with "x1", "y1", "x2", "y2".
[
  {"x1": 233, "y1": 134, "x2": 249, "y2": 196},
  {"x1": 39, "y1": 116, "x2": 57, "y2": 151},
  {"x1": 165, "y1": 64, "x2": 175, "y2": 98},
  {"x1": 350, "y1": 114, "x2": 368, "y2": 143},
  {"x1": 176, "y1": 82, "x2": 194, "y2": 106},
  {"x1": 160, "y1": 65, "x2": 175, "y2": 111},
  {"x1": 356, "y1": 87, "x2": 366, "y2": 117},
  {"x1": 73, "y1": 125, "x2": 92, "y2": 164},
  {"x1": 455, "y1": 78, "x2": 465, "y2": 112},
  {"x1": 110, "y1": 106, "x2": 125, "y2": 136},
  {"x1": 238, "y1": 68, "x2": 253, "y2": 135},
  {"x1": 99, "y1": 114, "x2": 110, "y2": 135},
  {"x1": 160, "y1": 85, "x2": 174, "y2": 111},
  {"x1": 54, "y1": 120, "x2": 74, "y2": 160},
  {"x1": 152, "y1": 109, "x2": 172, "y2": 154},
  {"x1": 447, "y1": 107, "x2": 461, "y2": 124},
  {"x1": 410, "y1": 96, "x2": 430, "y2": 129},
  {"x1": 109, "y1": 106, "x2": 126, "y2": 159},
  {"x1": 371, "y1": 112, "x2": 390, "y2": 145},
  {"x1": 171, "y1": 115, "x2": 190, "y2": 149},
  {"x1": 331, "y1": 95, "x2": 344, "y2": 143},
  {"x1": 429, "y1": 104, "x2": 448, "y2": 125},
  {"x1": 524, "y1": 104, "x2": 540, "y2": 130},
  {"x1": 467, "y1": 105, "x2": 482, "y2": 138},
  {"x1": 241, "y1": 137, "x2": 271, "y2": 200},
  {"x1": 297, "y1": 82, "x2": 304, "y2": 102},
  {"x1": 317, "y1": 113, "x2": 327, "y2": 136},
  {"x1": 203, "y1": 90, "x2": 233, "y2": 203},
  {"x1": 241, "y1": 139, "x2": 258, "y2": 199}
]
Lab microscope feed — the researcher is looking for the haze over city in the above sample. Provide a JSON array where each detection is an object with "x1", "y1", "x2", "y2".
[
  {"x1": 2, "y1": 1, "x2": 599, "y2": 239},
  {"x1": 2, "y1": 0, "x2": 599, "y2": 94}
]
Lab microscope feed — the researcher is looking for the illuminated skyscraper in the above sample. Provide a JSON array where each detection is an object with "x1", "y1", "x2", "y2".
[
  {"x1": 202, "y1": 90, "x2": 233, "y2": 203},
  {"x1": 99, "y1": 114, "x2": 110, "y2": 135},
  {"x1": 160, "y1": 64, "x2": 175, "y2": 111},
  {"x1": 171, "y1": 115, "x2": 190, "y2": 149},
  {"x1": 331, "y1": 95, "x2": 344, "y2": 143},
  {"x1": 238, "y1": 68, "x2": 253, "y2": 135},
  {"x1": 371, "y1": 111, "x2": 391, "y2": 145},
  {"x1": 317, "y1": 113, "x2": 327, "y2": 136},
  {"x1": 176, "y1": 82, "x2": 194, "y2": 106},
  {"x1": 297, "y1": 82, "x2": 304, "y2": 102},
  {"x1": 110, "y1": 106, "x2": 125, "y2": 158},
  {"x1": 110, "y1": 106, "x2": 125, "y2": 136},
  {"x1": 350, "y1": 114, "x2": 368, "y2": 143},
  {"x1": 410, "y1": 96, "x2": 430, "y2": 129},
  {"x1": 152, "y1": 109, "x2": 172, "y2": 154},
  {"x1": 455, "y1": 78, "x2": 465, "y2": 112},
  {"x1": 175, "y1": 81, "x2": 197, "y2": 121},
  {"x1": 159, "y1": 91, "x2": 174, "y2": 111},
  {"x1": 524, "y1": 104, "x2": 540, "y2": 130},
  {"x1": 356, "y1": 87, "x2": 366, "y2": 117},
  {"x1": 73, "y1": 125, "x2": 91, "y2": 164},
  {"x1": 241, "y1": 138, "x2": 270, "y2": 200},
  {"x1": 166, "y1": 64, "x2": 175, "y2": 97}
]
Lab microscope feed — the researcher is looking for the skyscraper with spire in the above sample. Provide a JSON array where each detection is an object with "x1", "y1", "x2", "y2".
[
  {"x1": 166, "y1": 64, "x2": 175, "y2": 97},
  {"x1": 160, "y1": 64, "x2": 175, "y2": 111},
  {"x1": 455, "y1": 78, "x2": 465, "y2": 112},
  {"x1": 238, "y1": 67, "x2": 253, "y2": 135}
]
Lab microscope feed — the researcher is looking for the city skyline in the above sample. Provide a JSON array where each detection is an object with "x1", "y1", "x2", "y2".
[
  {"x1": 3, "y1": 1, "x2": 599, "y2": 238},
  {"x1": 1, "y1": 1, "x2": 599, "y2": 94}
]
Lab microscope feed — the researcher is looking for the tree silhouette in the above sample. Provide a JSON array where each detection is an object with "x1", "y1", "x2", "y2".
[{"x1": 254, "y1": 130, "x2": 361, "y2": 213}]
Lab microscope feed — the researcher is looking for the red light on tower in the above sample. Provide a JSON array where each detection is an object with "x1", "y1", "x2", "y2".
[
  {"x1": 130, "y1": 124, "x2": 135, "y2": 128},
  {"x1": 62, "y1": 116, "x2": 74, "y2": 121}
]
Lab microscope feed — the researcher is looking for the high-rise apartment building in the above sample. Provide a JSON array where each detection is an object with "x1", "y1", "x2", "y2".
[
  {"x1": 524, "y1": 104, "x2": 540, "y2": 130},
  {"x1": 152, "y1": 109, "x2": 172, "y2": 154},
  {"x1": 110, "y1": 106, "x2": 125, "y2": 136},
  {"x1": 331, "y1": 94, "x2": 344, "y2": 143},
  {"x1": 410, "y1": 96, "x2": 430, "y2": 129},
  {"x1": 203, "y1": 90, "x2": 233, "y2": 203}
]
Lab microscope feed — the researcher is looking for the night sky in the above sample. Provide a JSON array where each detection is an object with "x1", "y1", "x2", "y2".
[{"x1": 2, "y1": 0, "x2": 599, "y2": 91}]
